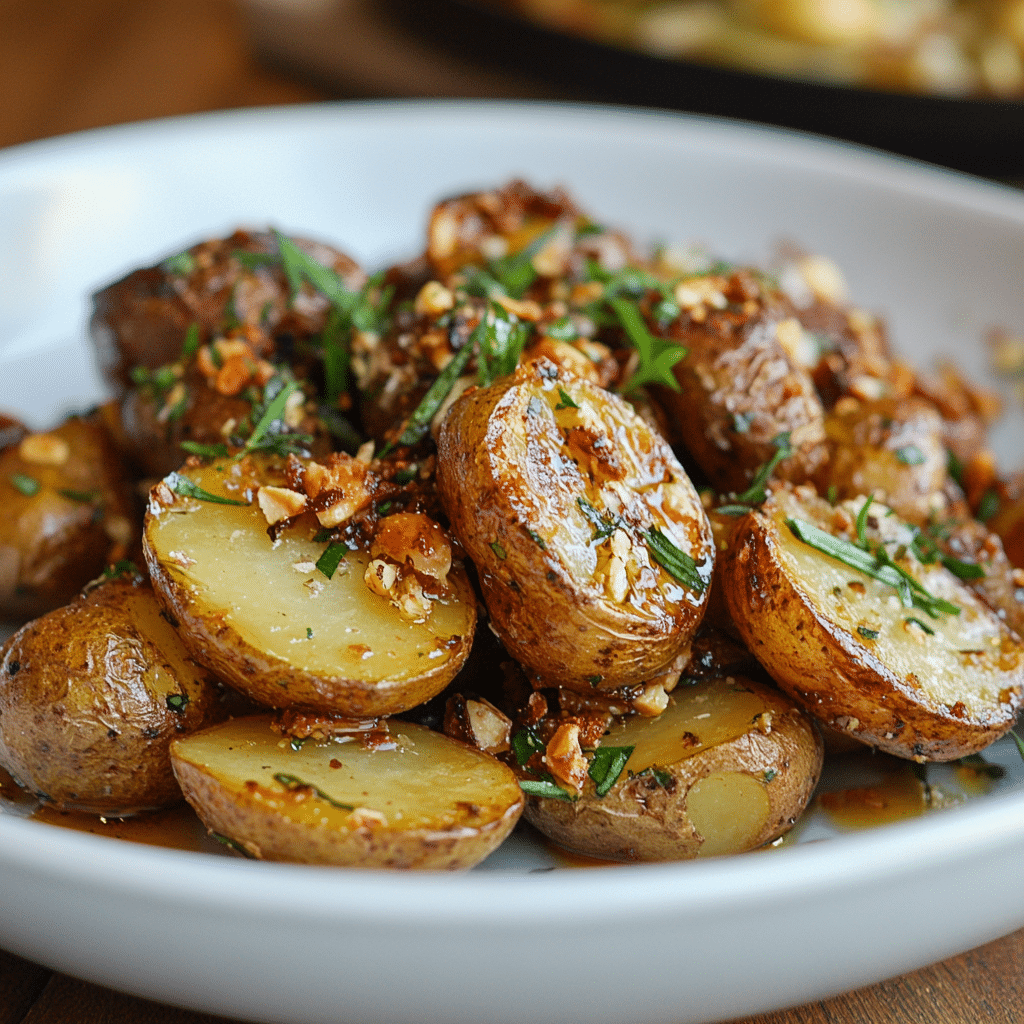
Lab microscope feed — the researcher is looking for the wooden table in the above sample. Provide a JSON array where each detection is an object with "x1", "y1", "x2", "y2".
[{"x1": 1, "y1": 2, "x2": 1022, "y2": 1022}]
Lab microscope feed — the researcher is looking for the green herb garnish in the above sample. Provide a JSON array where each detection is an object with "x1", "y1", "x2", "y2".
[
  {"x1": 555, "y1": 387, "x2": 579, "y2": 410},
  {"x1": 786, "y1": 516, "x2": 959, "y2": 619},
  {"x1": 272, "y1": 773, "x2": 355, "y2": 810},
  {"x1": 518, "y1": 778, "x2": 575, "y2": 801},
  {"x1": 244, "y1": 378, "x2": 302, "y2": 452},
  {"x1": 210, "y1": 832, "x2": 255, "y2": 858},
  {"x1": 894, "y1": 444, "x2": 925, "y2": 466},
  {"x1": 315, "y1": 541, "x2": 349, "y2": 580},
  {"x1": 167, "y1": 472, "x2": 247, "y2": 506},
  {"x1": 856, "y1": 625, "x2": 880, "y2": 640},
  {"x1": 511, "y1": 726, "x2": 546, "y2": 766},
  {"x1": 166, "y1": 693, "x2": 190, "y2": 714},
  {"x1": 611, "y1": 296, "x2": 686, "y2": 394},
  {"x1": 58, "y1": 488, "x2": 100, "y2": 503},
  {"x1": 643, "y1": 526, "x2": 706, "y2": 593},
  {"x1": 10, "y1": 473, "x2": 40, "y2": 497},
  {"x1": 588, "y1": 745, "x2": 634, "y2": 796},
  {"x1": 977, "y1": 489, "x2": 1001, "y2": 523},
  {"x1": 163, "y1": 251, "x2": 196, "y2": 276},
  {"x1": 181, "y1": 322, "x2": 201, "y2": 359},
  {"x1": 490, "y1": 540, "x2": 507, "y2": 560},
  {"x1": 381, "y1": 341, "x2": 474, "y2": 456}
]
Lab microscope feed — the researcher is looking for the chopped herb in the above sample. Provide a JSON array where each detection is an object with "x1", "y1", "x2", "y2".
[
  {"x1": 381, "y1": 340, "x2": 474, "y2": 456},
  {"x1": 162, "y1": 251, "x2": 196, "y2": 276},
  {"x1": 827, "y1": 485, "x2": 839, "y2": 505},
  {"x1": 179, "y1": 440, "x2": 230, "y2": 459},
  {"x1": 321, "y1": 307, "x2": 352, "y2": 404},
  {"x1": 275, "y1": 232, "x2": 357, "y2": 309},
  {"x1": 476, "y1": 302, "x2": 531, "y2": 387},
  {"x1": 786, "y1": 516, "x2": 960, "y2": 618},
  {"x1": 732, "y1": 411, "x2": 753, "y2": 433},
  {"x1": 518, "y1": 778, "x2": 575, "y2": 801},
  {"x1": 947, "y1": 449, "x2": 965, "y2": 487},
  {"x1": 1008, "y1": 730, "x2": 1024, "y2": 763},
  {"x1": 904, "y1": 616, "x2": 935, "y2": 636},
  {"x1": 555, "y1": 387, "x2": 579, "y2": 410},
  {"x1": 312, "y1": 527, "x2": 332, "y2": 543},
  {"x1": 10, "y1": 473, "x2": 40, "y2": 497},
  {"x1": 588, "y1": 745, "x2": 634, "y2": 796},
  {"x1": 484, "y1": 223, "x2": 561, "y2": 298},
  {"x1": 854, "y1": 494, "x2": 875, "y2": 548},
  {"x1": 732, "y1": 433, "x2": 793, "y2": 507},
  {"x1": 210, "y1": 832, "x2": 255, "y2": 858},
  {"x1": 643, "y1": 526, "x2": 706, "y2": 593},
  {"x1": 103, "y1": 559, "x2": 139, "y2": 580},
  {"x1": 544, "y1": 316, "x2": 578, "y2": 341},
  {"x1": 166, "y1": 693, "x2": 190, "y2": 714},
  {"x1": 490, "y1": 540, "x2": 507, "y2": 560},
  {"x1": 167, "y1": 472, "x2": 247, "y2": 506},
  {"x1": 587, "y1": 674, "x2": 603, "y2": 686},
  {"x1": 894, "y1": 444, "x2": 925, "y2": 466},
  {"x1": 577, "y1": 498, "x2": 621, "y2": 541},
  {"x1": 306, "y1": 627, "x2": 314, "y2": 639},
  {"x1": 527, "y1": 528, "x2": 547, "y2": 549},
  {"x1": 290, "y1": 736, "x2": 308, "y2": 751},
  {"x1": 181, "y1": 322, "x2": 201, "y2": 359},
  {"x1": 272, "y1": 773, "x2": 355, "y2": 810},
  {"x1": 58, "y1": 488, "x2": 100, "y2": 503},
  {"x1": 245, "y1": 378, "x2": 302, "y2": 452},
  {"x1": 511, "y1": 726, "x2": 546, "y2": 766},
  {"x1": 611, "y1": 296, "x2": 686, "y2": 394},
  {"x1": 977, "y1": 489, "x2": 1001, "y2": 523},
  {"x1": 232, "y1": 249, "x2": 277, "y2": 271},
  {"x1": 315, "y1": 541, "x2": 349, "y2": 580},
  {"x1": 939, "y1": 555, "x2": 985, "y2": 581},
  {"x1": 857, "y1": 625, "x2": 880, "y2": 640},
  {"x1": 763, "y1": 768, "x2": 778, "y2": 783}
]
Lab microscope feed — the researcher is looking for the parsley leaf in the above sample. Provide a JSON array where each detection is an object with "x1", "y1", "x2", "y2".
[
  {"x1": 167, "y1": 472, "x2": 247, "y2": 506},
  {"x1": 588, "y1": 745, "x2": 634, "y2": 796},
  {"x1": 315, "y1": 541, "x2": 349, "y2": 580}
]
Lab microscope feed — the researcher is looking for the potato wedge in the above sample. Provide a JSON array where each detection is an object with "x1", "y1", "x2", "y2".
[
  {"x1": 520, "y1": 676, "x2": 822, "y2": 861},
  {"x1": 171, "y1": 715, "x2": 524, "y2": 869},
  {"x1": 436, "y1": 358, "x2": 714, "y2": 693},
  {"x1": 144, "y1": 457, "x2": 476, "y2": 717},
  {"x1": 0, "y1": 574, "x2": 223, "y2": 814},
  {"x1": 720, "y1": 484, "x2": 1024, "y2": 760}
]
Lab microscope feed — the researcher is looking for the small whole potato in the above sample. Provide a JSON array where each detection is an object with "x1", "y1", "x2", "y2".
[
  {"x1": 520, "y1": 675, "x2": 822, "y2": 861},
  {"x1": 0, "y1": 573, "x2": 224, "y2": 814},
  {"x1": 0, "y1": 415, "x2": 137, "y2": 621}
]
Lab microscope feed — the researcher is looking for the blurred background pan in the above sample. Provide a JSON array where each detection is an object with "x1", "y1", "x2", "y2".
[{"x1": 243, "y1": 0, "x2": 1024, "y2": 179}]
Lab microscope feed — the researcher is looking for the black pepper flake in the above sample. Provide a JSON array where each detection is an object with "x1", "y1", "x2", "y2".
[{"x1": 7, "y1": 660, "x2": 19, "y2": 675}]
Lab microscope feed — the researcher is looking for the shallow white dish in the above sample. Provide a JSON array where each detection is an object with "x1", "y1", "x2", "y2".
[{"x1": 1, "y1": 100, "x2": 1023, "y2": 1024}]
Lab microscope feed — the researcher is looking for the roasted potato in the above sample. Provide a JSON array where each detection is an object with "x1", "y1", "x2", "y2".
[
  {"x1": 520, "y1": 675, "x2": 822, "y2": 861},
  {"x1": 0, "y1": 573, "x2": 223, "y2": 814},
  {"x1": 171, "y1": 715, "x2": 524, "y2": 869},
  {"x1": 144, "y1": 455, "x2": 477, "y2": 717},
  {"x1": 818, "y1": 396, "x2": 948, "y2": 525},
  {"x1": 90, "y1": 229, "x2": 365, "y2": 394},
  {"x1": 437, "y1": 358, "x2": 714, "y2": 692},
  {"x1": 658, "y1": 269, "x2": 829, "y2": 494},
  {"x1": 720, "y1": 484, "x2": 1024, "y2": 760},
  {"x1": 0, "y1": 415, "x2": 137, "y2": 621}
]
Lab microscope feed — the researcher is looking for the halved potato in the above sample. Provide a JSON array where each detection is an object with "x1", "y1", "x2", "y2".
[
  {"x1": 171, "y1": 715, "x2": 524, "y2": 869},
  {"x1": 0, "y1": 574, "x2": 223, "y2": 814},
  {"x1": 521, "y1": 676, "x2": 822, "y2": 861},
  {"x1": 436, "y1": 358, "x2": 714, "y2": 692},
  {"x1": 720, "y1": 484, "x2": 1024, "y2": 761},
  {"x1": 143, "y1": 457, "x2": 476, "y2": 717}
]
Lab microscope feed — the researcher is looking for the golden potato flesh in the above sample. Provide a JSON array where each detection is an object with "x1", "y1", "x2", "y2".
[
  {"x1": 521, "y1": 676, "x2": 822, "y2": 861},
  {"x1": 0, "y1": 416, "x2": 137, "y2": 621},
  {"x1": 171, "y1": 715, "x2": 524, "y2": 870},
  {"x1": 0, "y1": 575, "x2": 222, "y2": 814},
  {"x1": 143, "y1": 457, "x2": 476, "y2": 717},
  {"x1": 721, "y1": 485, "x2": 1024, "y2": 761},
  {"x1": 436, "y1": 358, "x2": 714, "y2": 692}
]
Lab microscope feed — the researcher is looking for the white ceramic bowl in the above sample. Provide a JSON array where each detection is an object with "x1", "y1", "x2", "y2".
[{"x1": 1, "y1": 101, "x2": 1023, "y2": 1024}]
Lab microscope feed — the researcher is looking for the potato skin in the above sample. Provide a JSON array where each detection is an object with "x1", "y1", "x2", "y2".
[
  {"x1": 437, "y1": 359, "x2": 714, "y2": 692},
  {"x1": 720, "y1": 485, "x2": 1024, "y2": 761},
  {"x1": 171, "y1": 716, "x2": 524, "y2": 870},
  {"x1": 658, "y1": 269, "x2": 828, "y2": 494},
  {"x1": 0, "y1": 416, "x2": 137, "y2": 621},
  {"x1": 0, "y1": 575, "x2": 223, "y2": 814},
  {"x1": 523, "y1": 677, "x2": 822, "y2": 861}
]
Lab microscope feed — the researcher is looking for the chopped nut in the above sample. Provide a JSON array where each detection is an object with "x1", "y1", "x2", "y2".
[
  {"x1": 633, "y1": 682, "x2": 670, "y2": 717},
  {"x1": 347, "y1": 807, "x2": 388, "y2": 829},
  {"x1": 257, "y1": 485, "x2": 307, "y2": 525},
  {"x1": 544, "y1": 722, "x2": 589, "y2": 793},
  {"x1": 364, "y1": 558, "x2": 398, "y2": 597},
  {"x1": 444, "y1": 694, "x2": 512, "y2": 754},
  {"x1": 798, "y1": 255, "x2": 848, "y2": 306},
  {"x1": 18, "y1": 432, "x2": 70, "y2": 467},
  {"x1": 414, "y1": 281, "x2": 455, "y2": 318}
]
